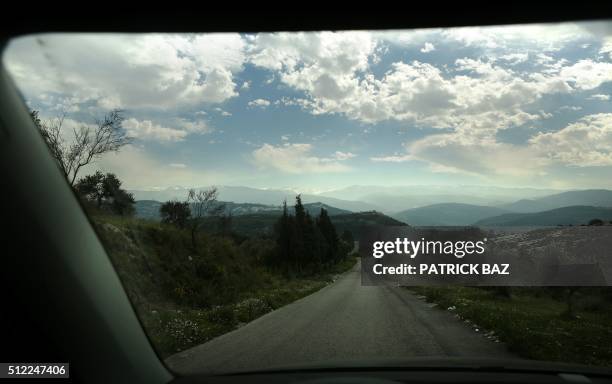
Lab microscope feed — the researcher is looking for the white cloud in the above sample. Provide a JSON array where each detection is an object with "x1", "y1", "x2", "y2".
[
  {"x1": 244, "y1": 28, "x2": 612, "y2": 147},
  {"x1": 123, "y1": 118, "x2": 188, "y2": 142},
  {"x1": 370, "y1": 154, "x2": 413, "y2": 163},
  {"x1": 248, "y1": 31, "x2": 377, "y2": 116},
  {"x1": 4, "y1": 33, "x2": 247, "y2": 110},
  {"x1": 588, "y1": 94, "x2": 611, "y2": 101},
  {"x1": 529, "y1": 113, "x2": 612, "y2": 166},
  {"x1": 406, "y1": 132, "x2": 547, "y2": 177},
  {"x1": 559, "y1": 105, "x2": 583, "y2": 111},
  {"x1": 248, "y1": 98, "x2": 271, "y2": 108},
  {"x1": 558, "y1": 59, "x2": 612, "y2": 90},
  {"x1": 7, "y1": 28, "x2": 612, "y2": 188},
  {"x1": 599, "y1": 37, "x2": 612, "y2": 59},
  {"x1": 420, "y1": 42, "x2": 435, "y2": 53},
  {"x1": 442, "y1": 23, "x2": 588, "y2": 51},
  {"x1": 374, "y1": 113, "x2": 612, "y2": 180},
  {"x1": 252, "y1": 143, "x2": 353, "y2": 173},
  {"x1": 213, "y1": 107, "x2": 232, "y2": 116},
  {"x1": 377, "y1": 23, "x2": 588, "y2": 53},
  {"x1": 247, "y1": 31, "x2": 582, "y2": 135},
  {"x1": 168, "y1": 163, "x2": 187, "y2": 168},
  {"x1": 498, "y1": 53, "x2": 528, "y2": 65},
  {"x1": 247, "y1": 31, "x2": 375, "y2": 73},
  {"x1": 175, "y1": 119, "x2": 211, "y2": 134},
  {"x1": 333, "y1": 151, "x2": 356, "y2": 161},
  {"x1": 123, "y1": 117, "x2": 211, "y2": 142}
]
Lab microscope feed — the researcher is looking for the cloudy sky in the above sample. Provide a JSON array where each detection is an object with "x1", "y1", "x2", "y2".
[{"x1": 3, "y1": 21, "x2": 612, "y2": 192}]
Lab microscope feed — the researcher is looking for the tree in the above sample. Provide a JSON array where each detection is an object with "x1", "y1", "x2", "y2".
[
  {"x1": 186, "y1": 187, "x2": 225, "y2": 250},
  {"x1": 74, "y1": 172, "x2": 134, "y2": 215},
  {"x1": 272, "y1": 196, "x2": 347, "y2": 275},
  {"x1": 274, "y1": 200, "x2": 292, "y2": 266},
  {"x1": 302, "y1": 211, "x2": 318, "y2": 267},
  {"x1": 75, "y1": 171, "x2": 106, "y2": 208},
  {"x1": 30, "y1": 110, "x2": 42, "y2": 128},
  {"x1": 273, "y1": 199, "x2": 302, "y2": 275},
  {"x1": 32, "y1": 109, "x2": 131, "y2": 186},
  {"x1": 341, "y1": 230, "x2": 354, "y2": 248},
  {"x1": 160, "y1": 200, "x2": 191, "y2": 228},
  {"x1": 292, "y1": 195, "x2": 307, "y2": 274},
  {"x1": 110, "y1": 188, "x2": 136, "y2": 216},
  {"x1": 588, "y1": 218, "x2": 604, "y2": 226},
  {"x1": 217, "y1": 213, "x2": 233, "y2": 236},
  {"x1": 316, "y1": 208, "x2": 339, "y2": 263}
]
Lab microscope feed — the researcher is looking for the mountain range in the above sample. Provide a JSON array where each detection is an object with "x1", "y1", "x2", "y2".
[
  {"x1": 132, "y1": 187, "x2": 612, "y2": 228},
  {"x1": 134, "y1": 200, "x2": 351, "y2": 221},
  {"x1": 391, "y1": 190, "x2": 612, "y2": 226},
  {"x1": 499, "y1": 189, "x2": 612, "y2": 213},
  {"x1": 317, "y1": 185, "x2": 561, "y2": 212},
  {"x1": 392, "y1": 203, "x2": 510, "y2": 226},
  {"x1": 130, "y1": 186, "x2": 379, "y2": 213},
  {"x1": 474, "y1": 206, "x2": 612, "y2": 227}
]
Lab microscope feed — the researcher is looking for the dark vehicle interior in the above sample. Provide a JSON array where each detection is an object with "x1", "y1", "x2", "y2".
[{"x1": 2, "y1": 6, "x2": 612, "y2": 383}]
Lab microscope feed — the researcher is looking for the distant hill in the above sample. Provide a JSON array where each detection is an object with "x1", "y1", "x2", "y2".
[
  {"x1": 135, "y1": 200, "x2": 351, "y2": 221},
  {"x1": 500, "y1": 189, "x2": 612, "y2": 213},
  {"x1": 474, "y1": 205, "x2": 612, "y2": 227},
  {"x1": 301, "y1": 202, "x2": 352, "y2": 216},
  {"x1": 134, "y1": 200, "x2": 163, "y2": 220},
  {"x1": 392, "y1": 203, "x2": 510, "y2": 226},
  {"x1": 130, "y1": 186, "x2": 379, "y2": 212},
  {"x1": 319, "y1": 185, "x2": 560, "y2": 212},
  {"x1": 331, "y1": 211, "x2": 408, "y2": 238}
]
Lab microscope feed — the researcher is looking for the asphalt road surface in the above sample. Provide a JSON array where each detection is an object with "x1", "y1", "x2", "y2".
[{"x1": 166, "y1": 260, "x2": 515, "y2": 374}]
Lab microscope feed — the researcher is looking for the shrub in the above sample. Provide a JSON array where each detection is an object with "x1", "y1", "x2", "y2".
[{"x1": 588, "y1": 218, "x2": 604, "y2": 226}]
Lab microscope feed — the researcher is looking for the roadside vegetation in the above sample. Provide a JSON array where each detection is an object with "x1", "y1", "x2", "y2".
[
  {"x1": 31, "y1": 109, "x2": 357, "y2": 358},
  {"x1": 93, "y1": 197, "x2": 356, "y2": 357},
  {"x1": 411, "y1": 286, "x2": 612, "y2": 366}
]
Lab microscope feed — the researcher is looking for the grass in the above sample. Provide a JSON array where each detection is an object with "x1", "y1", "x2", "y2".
[
  {"x1": 91, "y1": 213, "x2": 357, "y2": 357},
  {"x1": 410, "y1": 286, "x2": 612, "y2": 366}
]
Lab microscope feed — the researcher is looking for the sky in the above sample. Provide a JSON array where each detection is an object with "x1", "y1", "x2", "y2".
[{"x1": 3, "y1": 22, "x2": 612, "y2": 192}]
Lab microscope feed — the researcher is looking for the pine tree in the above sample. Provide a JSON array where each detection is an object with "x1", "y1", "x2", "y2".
[
  {"x1": 303, "y1": 211, "x2": 317, "y2": 268},
  {"x1": 293, "y1": 195, "x2": 306, "y2": 274},
  {"x1": 274, "y1": 200, "x2": 292, "y2": 269},
  {"x1": 317, "y1": 208, "x2": 339, "y2": 263}
]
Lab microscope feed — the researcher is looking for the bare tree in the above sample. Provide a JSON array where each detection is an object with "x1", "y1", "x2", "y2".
[
  {"x1": 35, "y1": 109, "x2": 131, "y2": 186},
  {"x1": 187, "y1": 187, "x2": 225, "y2": 250}
]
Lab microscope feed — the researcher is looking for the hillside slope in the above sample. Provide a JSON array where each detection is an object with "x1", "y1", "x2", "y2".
[
  {"x1": 393, "y1": 203, "x2": 509, "y2": 226},
  {"x1": 474, "y1": 205, "x2": 612, "y2": 226},
  {"x1": 501, "y1": 190, "x2": 612, "y2": 213}
]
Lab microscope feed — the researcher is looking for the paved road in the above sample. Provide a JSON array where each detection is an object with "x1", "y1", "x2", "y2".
[{"x1": 166, "y1": 260, "x2": 514, "y2": 374}]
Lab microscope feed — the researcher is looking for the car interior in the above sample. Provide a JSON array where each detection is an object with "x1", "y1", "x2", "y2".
[{"x1": 2, "y1": 7, "x2": 612, "y2": 384}]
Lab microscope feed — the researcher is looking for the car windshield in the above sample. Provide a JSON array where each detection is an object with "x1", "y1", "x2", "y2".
[{"x1": 3, "y1": 22, "x2": 612, "y2": 374}]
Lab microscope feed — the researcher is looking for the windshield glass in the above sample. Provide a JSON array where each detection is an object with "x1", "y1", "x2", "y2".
[{"x1": 3, "y1": 22, "x2": 612, "y2": 374}]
